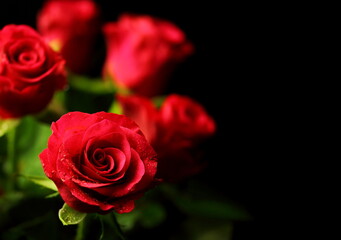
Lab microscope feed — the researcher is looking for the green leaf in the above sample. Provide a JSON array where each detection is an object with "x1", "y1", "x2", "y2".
[
  {"x1": 139, "y1": 202, "x2": 166, "y2": 228},
  {"x1": 45, "y1": 192, "x2": 60, "y2": 199},
  {"x1": 161, "y1": 184, "x2": 251, "y2": 221},
  {"x1": 0, "y1": 118, "x2": 20, "y2": 137},
  {"x1": 1, "y1": 212, "x2": 54, "y2": 240},
  {"x1": 65, "y1": 87, "x2": 113, "y2": 114},
  {"x1": 179, "y1": 198, "x2": 250, "y2": 220},
  {"x1": 34, "y1": 90, "x2": 67, "y2": 123},
  {"x1": 0, "y1": 192, "x2": 24, "y2": 219},
  {"x1": 68, "y1": 73, "x2": 116, "y2": 95},
  {"x1": 100, "y1": 213, "x2": 126, "y2": 240},
  {"x1": 108, "y1": 100, "x2": 123, "y2": 115},
  {"x1": 114, "y1": 200, "x2": 166, "y2": 231},
  {"x1": 184, "y1": 217, "x2": 233, "y2": 240},
  {"x1": 114, "y1": 210, "x2": 140, "y2": 232},
  {"x1": 16, "y1": 117, "x2": 52, "y2": 178},
  {"x1": 58, "y1": 203, "x2": 87, "y2": 225},
  {"x1": 152, "y1": 96, "x2": 166, "y2": 109},
  {"x1": 7, "y1": 117, "x2": 52, "y2": 195},
  {"x1": 20, "y1": 175, "x2": 57, "y2": 192},
  {"x1": 2, "y1": 126, "x2": 17, "y2": 191}
]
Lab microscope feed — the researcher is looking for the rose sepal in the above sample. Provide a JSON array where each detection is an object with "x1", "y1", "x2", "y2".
[
  {"x1": 58, "y1": 203, "x2": 87, "y2": 226},
  {"x1": 19, "y1": 175, "x2": 58, "y2": 192}
]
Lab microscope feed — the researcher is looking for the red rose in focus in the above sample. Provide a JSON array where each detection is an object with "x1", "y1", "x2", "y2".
[
  {"x1": 118, "y1": 94, "x2": 216, "y2": 182},
  {"x1": 39, "y1": 111, "x2": 158, "y2": 214},
  {"x1": 37, "y1": 0, "x2": 100, "y2": 74},
  {"x1": 103, "y1": 14, "x2": 194, "y2": 97},
  {"x1": 0, "y1": 25, "x2": 66, "y2": 119}
]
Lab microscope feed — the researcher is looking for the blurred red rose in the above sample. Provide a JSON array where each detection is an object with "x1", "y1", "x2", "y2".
[
  {"x1": 37, "y1": 0, "x2": 100, "y2": 74},
  {"x1": 0, "y1": 24, "x2": 66, "y2": 119},
  {"x1": 116, "y1": 94, "x2": 158, "y2": 143},
  {"x1": 118, "y1": 94, "x2": 216, "y2": 182},
  {"x1": 103, "y1": 14, "x2": 194, "y2": 97},
  {"x1": 39, "y1": 111, "x2": 158, "y2": 214}
]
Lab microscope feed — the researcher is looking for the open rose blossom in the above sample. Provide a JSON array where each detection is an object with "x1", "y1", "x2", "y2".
[
  {"x1": 0, "y1": 25, "x2": 66, "y2": 119},
  {"x1": 103, "y1": 14, "x2": 194, "y2": 97},
  {"x1": 39, "y1": 111, "x2": 158, "y2": 214},
  {"x1": 37, "y1": 0, "x2": 100, "y2": 74},
  {"x1": 117, "y1": 94, "x2": 216, "y2": 182}
]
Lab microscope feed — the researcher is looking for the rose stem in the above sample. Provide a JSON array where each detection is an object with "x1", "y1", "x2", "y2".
[
  {"x1": 6, "y1": 127, "x2": 17, "y2": 191},
  {"x1": 100, "y1": 213, "x2": 126, "y2": 240},
  {"x1": 111, "y1": 213, "x2": 126, "y2": 240},
  {"x1": 75, "y1": 218, "x2": 85, "y2": 240}
]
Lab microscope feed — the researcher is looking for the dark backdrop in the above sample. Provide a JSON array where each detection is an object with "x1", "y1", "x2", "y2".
[{"x1": 1, "y1": 1, "x2": 286, "y2": 239}]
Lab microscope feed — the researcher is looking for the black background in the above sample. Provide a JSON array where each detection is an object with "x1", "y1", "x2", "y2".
[{"x1": 1, "y1": 1, "x2": 290, "y2": 239}]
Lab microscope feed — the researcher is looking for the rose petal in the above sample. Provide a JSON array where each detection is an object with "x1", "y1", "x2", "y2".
[
  {"x1": 62, "y1": 180, "x2": 114, "y2": 213},
  {"x1": 117, "y1": 94, "x2": 158, "y2": 143},
  {"x1": 72, "y1": 178, "x2": 113, "y2": 188},
  {"x1": 130, "y1": 156, "x2": 158, "y2": 193},
  {"x1": 112, "y1": 200, "x2": 135, "y2": 214},
  {"x1": 62, "y1": 131, "x2": 84, "y2": 159},
  {"x1": 95, "y1": 149, "x2": 145, "y2": 198},
  {"x1": 119, "y1": 149, "x2": 145, "y2": 190},
  {"x1": 83, "y1": 120, "x2": 132, "y2": 156},
  {"x1": 80, "y1": 164, "x2": 113, "y2": 182},
  {"x1": 56, "y1": 183, "x2": 102, "y2": 213},
  {"x1": 82, "y1": 147, "x2": 129, "y2": 181},
  {"x1": 39, "y1": 149, "x2": 55, "y2": 179},
  {"x1": 55, "y1": 152, "x2": 114, "y2": 213},
  {"x1": 6, "y1": 39, "x2": 46, "y2": 72},
  {"x1": 103, "y1": 147, "x2": 126, "y2": 175},
  {"x1": 94, "y1": 112, "x2": 142, "y2": 135},
  {"x1": 53, "y1": 112, "x2": 96, "y2": 139}
]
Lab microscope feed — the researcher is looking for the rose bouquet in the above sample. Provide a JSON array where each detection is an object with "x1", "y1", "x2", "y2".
[{"x1": 0, "y1": 1, "x2": 250, "y2": 239}]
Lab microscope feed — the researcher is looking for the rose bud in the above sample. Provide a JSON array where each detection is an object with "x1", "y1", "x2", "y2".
[
  {"x1": 0, "y1": 24, "x2": 66, "y2": 119},
  {"x1": 39, "y1": 111, "x2": 158, "y2": 214},
  {"x1": 103, "y1": 14, "x2": 194, "y2": 97},
  {"x1": 37, "y1": 0, "x2": 100, "y2": 74},
  {"x1": 117, "y1": 94, "x2": 216, "y2": 182}
]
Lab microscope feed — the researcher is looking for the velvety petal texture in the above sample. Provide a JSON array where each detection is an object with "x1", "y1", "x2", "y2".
[
  {"x1": 39, "y1": 111, "x2": 158, "y2": 214},
  {"x1": 0, "y1": 24, "x2": 66, "y2": 119},
  {"x1": 103, "y1": 14, "x2": 194, "y2": 97},
  {"x1": 117, "y1": 94, "x2": 216, "y2": 182}
]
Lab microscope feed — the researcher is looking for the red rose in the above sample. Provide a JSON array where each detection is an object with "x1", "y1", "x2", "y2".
[
  {"x1": 39, "y1": 111, "x2": 158, "y2": 214},
  {"x1": 0, "y1": 25, "x2": 66, "y2": 119},
  {"x1": 116, "y1": 94, "x2": 158, "y2": 143},
  {"x1": 103, "y1": 14, "x2": 194, "y2": 97},
  {"x1": 37, "y1": 0, "x2": 100, "y2": 74},
  {"x1": 158, "y1": 94, "x2": 216, "y2": 143},
  {"x1": 117, "y1": 94, "x2": 216, "y2": 182}
]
